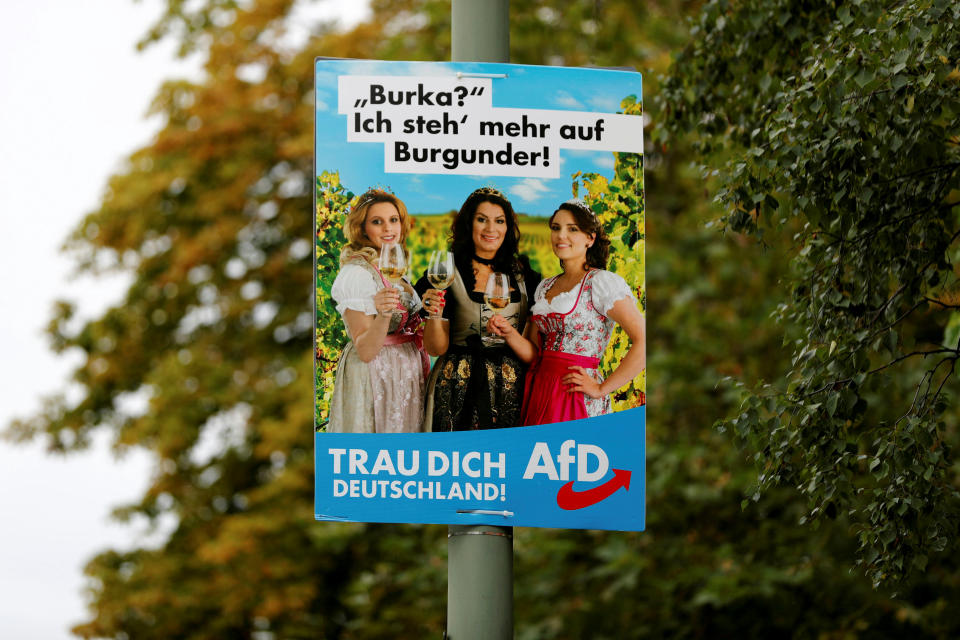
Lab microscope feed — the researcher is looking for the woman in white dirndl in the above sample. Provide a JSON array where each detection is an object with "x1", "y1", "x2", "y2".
[{"x1": 328, "y1": 189, "x2": 427, "y2": 433}]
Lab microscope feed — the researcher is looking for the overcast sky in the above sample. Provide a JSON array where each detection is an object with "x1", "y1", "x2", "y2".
[{"x1": 0, "y1": 2, "x2": 369, "y2": 637}]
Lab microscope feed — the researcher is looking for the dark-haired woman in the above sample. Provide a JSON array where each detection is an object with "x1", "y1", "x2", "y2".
[
  {"x1": 488, "y1": 199, "x2": 646, "y2": 426},
  {"x1": 416, "y1": 187, "x2": 541, "y2": 431}
]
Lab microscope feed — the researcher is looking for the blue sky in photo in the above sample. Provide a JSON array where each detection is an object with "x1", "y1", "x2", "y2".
[{"x1": 315, "y1": 60, "x2": 642, "y2": 216}]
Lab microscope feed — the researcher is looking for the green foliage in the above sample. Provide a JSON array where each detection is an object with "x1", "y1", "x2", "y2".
[
  {"x1": 314, "y1": 172, "x2": 350, "y2": 427},
  {"x1": 662, "y1": 0, "x2": 960, "y2": 587}
]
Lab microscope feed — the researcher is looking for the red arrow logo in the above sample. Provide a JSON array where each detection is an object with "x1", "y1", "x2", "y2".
[{"x1": 556, "y1": 469, "x2": 632, "y2": 510}]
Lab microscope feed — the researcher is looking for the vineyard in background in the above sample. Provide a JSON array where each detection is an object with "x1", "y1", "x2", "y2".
[{"x1": 316, "y1": 131, "x2": 646, "y2": 425}]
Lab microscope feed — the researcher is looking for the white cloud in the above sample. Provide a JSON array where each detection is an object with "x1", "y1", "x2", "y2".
[
  {"x1": 567, "y1": 149, "x2": 615, "y2": 169},
  {"x1": 553, "y1": 91, "x2": 583, "y2": 109},
  {"x1": 588, "y1": 93, "x2": 624, "y2": 112},
  {"x1": 595, "y1": 154, "x2": 615, "y2": 169},
  {"x1": 510, "y1": 178, "x2": 551, "y2": 203}
]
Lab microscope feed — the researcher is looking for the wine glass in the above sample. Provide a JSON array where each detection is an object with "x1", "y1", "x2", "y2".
[
  {"x1": 482, "y1": 271, "x2": 510, "y2": 345},
  {"x1": 378, "y1": 242, "x2": 407, "y2": 313},
  {"x1": 426, "y1": 250, "x2": 455, "y2": 321}
]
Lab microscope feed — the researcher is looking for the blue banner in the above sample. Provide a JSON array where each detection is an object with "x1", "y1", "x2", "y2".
[{"x1": 316, "y1": 408, "x2": 645, "y2": 530}]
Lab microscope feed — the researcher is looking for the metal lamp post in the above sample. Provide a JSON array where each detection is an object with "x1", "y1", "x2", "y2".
[{"x1": 447, "y1": 3, "x2": 513, "y2": 639}]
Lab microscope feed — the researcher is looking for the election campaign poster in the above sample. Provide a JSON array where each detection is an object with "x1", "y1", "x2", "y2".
[{"x1": 315, "y1": 59, "x2": 645, "y2": 530}]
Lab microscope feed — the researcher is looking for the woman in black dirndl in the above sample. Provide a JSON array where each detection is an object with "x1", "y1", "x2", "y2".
[{"x1": 416, "y1": 187, "x2": 541, "y2": 431}]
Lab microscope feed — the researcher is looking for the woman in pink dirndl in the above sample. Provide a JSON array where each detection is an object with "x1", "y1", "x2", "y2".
[
  {"x1": 488, "y1": 199, "x2": 646, "y2": 426},
  {"x1": 327, "y1": 189, "x2": 428, "y2": 433}
]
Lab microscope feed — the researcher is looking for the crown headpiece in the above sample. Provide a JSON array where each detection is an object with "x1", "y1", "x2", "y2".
[
  {"x1": 352, "y1": 187, "x2": 395, "y2": 211},
  {"x1": 470, "y1": 186, "x2": 507, "y2": 200},
  {"x1": 563, "y1": 198, "x2": 597, "y2": 218}
]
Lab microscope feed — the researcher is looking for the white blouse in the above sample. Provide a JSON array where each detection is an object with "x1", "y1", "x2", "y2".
[
  {"x1": 331, "y1": 263, "x2": 380, "y2": 316},
  {"x1": 330, "y1": 263, "x2": 422, "y2": 318},
  {"x1": 530, "y1": 269, "x2": 634, "y2": 317}
]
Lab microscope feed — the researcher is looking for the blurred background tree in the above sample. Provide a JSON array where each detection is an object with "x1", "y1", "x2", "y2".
[
  {"x1": 7, "y1": 0, "x2": 959, "y2": 638},
  {"x1": 661, "y1": 0, "x2": 960, "y2": 598}
]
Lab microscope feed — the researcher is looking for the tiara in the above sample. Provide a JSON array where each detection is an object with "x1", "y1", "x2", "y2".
[
  {"x1": 470, "y1": 186, "x2": 507, "y2": 200},
  {"x1": 563, "y1": 198, "x2": 597, "y2": 217},
  {"x1": 353, "y1": 195, "x2": 376, "y2": 210},
  {"x1": 352, "y1": 187, "x2": 393, "y2": 211}
]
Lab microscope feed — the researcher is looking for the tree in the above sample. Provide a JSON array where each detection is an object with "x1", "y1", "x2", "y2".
[
  {"x1": 661, "y1": 0, "x2": 960, "y2": 588},
  {"x1": 9, "y1": 0, "x2": 960, "y2": 637}
]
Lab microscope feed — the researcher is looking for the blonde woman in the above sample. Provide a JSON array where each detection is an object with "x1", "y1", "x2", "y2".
[{"x1": 328, "y1": 189, "x2": 427, "y2": 433}]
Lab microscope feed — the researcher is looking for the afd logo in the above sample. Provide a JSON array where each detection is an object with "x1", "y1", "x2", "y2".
[{"x1": 522, "y1": 440, "x2": 632, "y2": 510}]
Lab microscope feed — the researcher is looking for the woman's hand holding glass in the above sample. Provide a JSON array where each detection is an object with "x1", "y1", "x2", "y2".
[
  {"x1": 373, "y1": 286, "x2": 402, "y2": 316},
  {"x1": 422, "y1": 289, "x2": 446, "y2": 318},
  {"x1": 425, "y1": 250, "x2": 454, "y2": 321},
  {"x1": 486, "y1": 314, "x2": 517, "y2": 338}
]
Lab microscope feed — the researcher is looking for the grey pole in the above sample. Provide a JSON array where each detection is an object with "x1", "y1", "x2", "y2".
[
  {"x1": 447, "y1": 525, "x2": 513, "y2": 639},
  {"x1": 448, "y1": 2, "x2": 512, "y2": 639},
  {"x1": 452, "y1": 0, "x2": 509, "y2": 63}
]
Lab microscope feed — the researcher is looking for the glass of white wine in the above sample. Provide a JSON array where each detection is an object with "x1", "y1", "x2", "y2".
[
  {"x1": 426, "y1": 250, "x2": 455, "y2": 321},
  {"x1": 482, "y1": 271, "x2": 510, "y2": 345},
  {"x1": 378, "y1": 242, "x2": 407, "y2": 314}
]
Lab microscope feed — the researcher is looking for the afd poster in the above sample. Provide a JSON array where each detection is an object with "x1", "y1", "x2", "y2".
[{"x1": 314, "y1": 59, "x2": 645, "y2": 531}]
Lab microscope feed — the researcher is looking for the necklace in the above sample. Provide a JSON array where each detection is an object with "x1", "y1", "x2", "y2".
[{"x1": 472, "y1": 254, "x2": 495, "y2": 266}]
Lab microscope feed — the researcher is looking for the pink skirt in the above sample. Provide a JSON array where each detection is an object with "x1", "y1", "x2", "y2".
[{"x1": 521, "y1": 351, "x2": 601, "y2": 426}]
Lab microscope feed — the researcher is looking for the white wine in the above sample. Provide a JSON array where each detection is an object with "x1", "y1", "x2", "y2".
[
  {"x1": 426, "y1": 250, "x2": 455, "y2": 320},
  {"x1": 378, "y1": 242, "x2": 407, "y2": 285},
  {"x1": 381, "y1": 266, "x2": 406, "y2": 282},
  {"x1": 481, "y1": 271, "x2": 510, "y2": 345},
  {"x1": 485, "y1": 295, "x2": 510, "y2": 311},
  {"x1": 428, "y1": 273, "x2": 454, "y2": 289}
]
